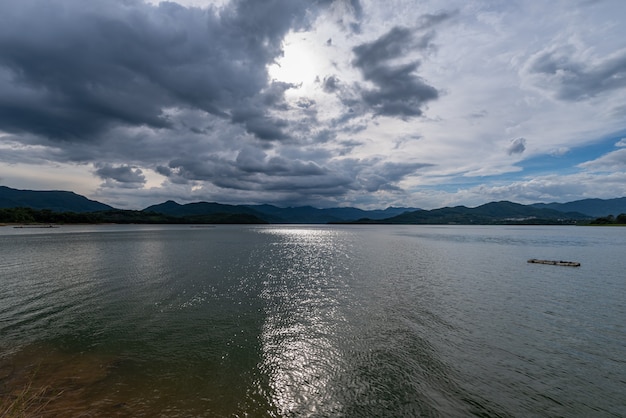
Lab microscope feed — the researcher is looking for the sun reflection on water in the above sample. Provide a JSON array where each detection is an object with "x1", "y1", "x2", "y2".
[{"x1": 255, "y1": 226, "x2": 353, "y2": 416}]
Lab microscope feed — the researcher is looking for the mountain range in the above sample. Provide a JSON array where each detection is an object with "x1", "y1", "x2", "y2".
[
  {"x1": 530, "y1": 199, "x2": 626, "y2": 217},
  {"x1": 143, "y1": 200, "x2": 417, "y2": 223},
  {"x1": 2, "y1": 185, "x2": 626, "y2": 224},
  {"x1": 359, "y1": 201, "x2": 589, "y2": 225},
  {"x1": 0, "y1": 185, "x2": 113, "y2": 212}
]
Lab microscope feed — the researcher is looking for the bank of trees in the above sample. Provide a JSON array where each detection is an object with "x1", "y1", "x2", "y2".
[
  {"x1": 0, "y1": 207, "x2": 101, "y2": 223},
  {"x1": 589, "y1": 213, "x2": 626, "y2": 225},
  {"x1": 0, "y1": 207, "x2": 267, "y2": 224}
]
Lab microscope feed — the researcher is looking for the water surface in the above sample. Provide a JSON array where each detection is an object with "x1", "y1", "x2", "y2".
[{"x1": 0, "y1": 225, "x2": 624, "y2": 416}]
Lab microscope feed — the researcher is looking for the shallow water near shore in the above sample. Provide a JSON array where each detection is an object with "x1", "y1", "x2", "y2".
[{"x1": 1, "y1": 224, "x2": 624, "y2": 416}]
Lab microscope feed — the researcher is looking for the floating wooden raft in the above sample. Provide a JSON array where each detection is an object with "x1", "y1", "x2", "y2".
[{"x1": 527, "y1": 259, "x2": 581, "y2": 267}]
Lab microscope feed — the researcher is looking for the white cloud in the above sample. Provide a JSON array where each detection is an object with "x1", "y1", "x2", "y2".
[{"x1": 579, "y1": 148, "x2": 626, "y2": 172}]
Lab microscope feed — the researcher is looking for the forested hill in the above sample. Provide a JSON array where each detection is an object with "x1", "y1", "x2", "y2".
[
  {"x1": 2, "y1": 185, "x2": 625, "y2": 224},
  {"x1": 531, "y1": 197, "x2": 626, "y2": 217},
  {"x1": 144, "y1": 201, "x2": 418, "y2": 223},
  {"x1": 349, "y1": 201, "x2": 590, "y2": 225},
  {"x1": 0, "y1": 186, "x2": 113, "y2": 212}
]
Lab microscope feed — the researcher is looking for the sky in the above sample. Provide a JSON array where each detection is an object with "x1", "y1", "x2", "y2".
[{"x1": 1, "y1": 0, "x2": 625, "y2": 210}]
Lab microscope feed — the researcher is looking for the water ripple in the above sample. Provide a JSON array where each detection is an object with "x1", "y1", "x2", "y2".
[{"x1": 1, "y1": 225, "x2": 624, "y2": 416}]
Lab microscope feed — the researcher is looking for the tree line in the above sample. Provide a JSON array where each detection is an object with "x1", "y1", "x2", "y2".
[
  {"x1": 589, "y1": 214, "x2": 626, "y2": 225},
  {"x1": 0, "y1": 207, "x2": 267, "y2": 224},
  {"x1": 0, "y1": 207, "x2": 103, "y2": 223}
]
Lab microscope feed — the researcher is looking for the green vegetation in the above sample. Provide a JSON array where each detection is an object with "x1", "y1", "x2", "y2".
[
  {"x1": 0, "y1": 207, "x2": 268, "y2": 225},
  {"x1": 0, "y1": 207, "x2": 101, "y2": 224},
  {"x1": 588, "y1": 213, "x2": 626, "y2": 225},
  {"x1": 338, "y1": 201, "x2": 589, "y2": 225}
]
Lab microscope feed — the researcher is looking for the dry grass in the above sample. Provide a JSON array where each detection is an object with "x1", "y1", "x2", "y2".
[{"x1": 0, "y1": 367, "x2": 62, "y2": 418}]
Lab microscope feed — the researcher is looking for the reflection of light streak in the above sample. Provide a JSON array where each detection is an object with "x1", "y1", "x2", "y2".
[
  {"x1": 258, "y1": 226, "x2": 340, "y2": 238},
  {"x1": 257, "y1": 227, "x2": 351, "y2": 416},
  {"x1": 261, "y1": 325, "x2": 341, "y2": 415}
]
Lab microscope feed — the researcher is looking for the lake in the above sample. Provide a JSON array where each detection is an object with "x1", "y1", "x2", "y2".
[{"x1": 0, "y1": 224, "x2": 624, "y2": 417}]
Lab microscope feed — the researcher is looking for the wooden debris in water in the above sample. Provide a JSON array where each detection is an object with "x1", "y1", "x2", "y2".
[{"x1": 527, "y1": 259, "x2": 581, "y2": 267}]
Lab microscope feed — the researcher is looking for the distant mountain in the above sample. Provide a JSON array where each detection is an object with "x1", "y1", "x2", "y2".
[
  {"x1": 359, "y1": 201, "x2": 589, "y2": 225},
  {"x1": 146, "y1": 199, "x2": 586, "y2": 225},
  {"x1": 0, "y1": 185, "x2": 114, "y2": 213},
  {"x1": 244, "y1": 205, "x2": 418, "y2": 223},
  {"x1": 242, "y1": 204, "x2": 342, "y2": 223},
  {"x1": 532, "y1": 197, "x2": 626, "y2": 217},
  {"x1": 144, "y1": 200, "x2": 262, "y2": 217},
  {"x1": 143, "y1": 201, "x2": 276, "y2": 223},
  {"x1": 144, "y1": 201, "x2": 420, "y2": 223},
  {"x1": 4, "y1": 184, "x2": 621, "y2": 224}
]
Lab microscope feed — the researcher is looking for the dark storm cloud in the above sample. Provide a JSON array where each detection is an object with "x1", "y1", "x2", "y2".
[
  {"x1": 357, "y1": 160, "x2": 433, "y2": 192},
  {"x1": 163, "y1": 153, "x2": 351, "y2": 196},
  {"x1": 416, "y1": 11, "x2": 457, "y2": 31},
  {"x1": 231, "y1": 108, "x2": 289, "y2": 141},
  {"x1": 322, "y1": 75, "x2": 341, "y2": 93},
  {"x1": 1, "y1": 0, "x2": 443, "y2": 205},
  {"x1": 526, "y1": 46, "x2": 626, "y2": 101},
  {"x1": 0, "y1": 1, "x2": 209, "y2": 140},
  {"x1": 351, "y1": 26, "x2": 439, "y2": 117},
  {"x1": 166, "y1": 149, "x2": 328, "y2": 185},
  {"x1": 0, "y1": 0, "x2": 341, "y2": 142},
  {"x1": 156, "y1": 151, "x2": 430, "y2": 200},
  {"x1": 235, "y1": 147, "x2": 326, "y2": 176},
  {"x1": 94, "y1": 164, "x2": 146, "y2": 185},
  {"x1": 353, "y1": 27, "x2": 414, "y2": 68},
  {"x1": 296, "y1": 98, "x2": 316, "y2": 109},
  {"x1": 506, "y1": 137, "x2": 526, "y2": 155},
  {"x1": 230, "y1": 81, "x2": 296, "y2": 140}
]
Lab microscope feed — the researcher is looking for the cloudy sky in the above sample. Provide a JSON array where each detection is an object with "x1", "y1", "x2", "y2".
[{"x1": 1, "y1": 0, "x2": 625, "y2": 210}]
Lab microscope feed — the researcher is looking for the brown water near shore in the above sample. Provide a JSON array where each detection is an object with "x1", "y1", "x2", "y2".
[
  {"x1": 0, "y1": 344, "x2": 133, "y2": 417},
  {"x1": 0, "y1": 342, "x2": 251, "y2": 417}
]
